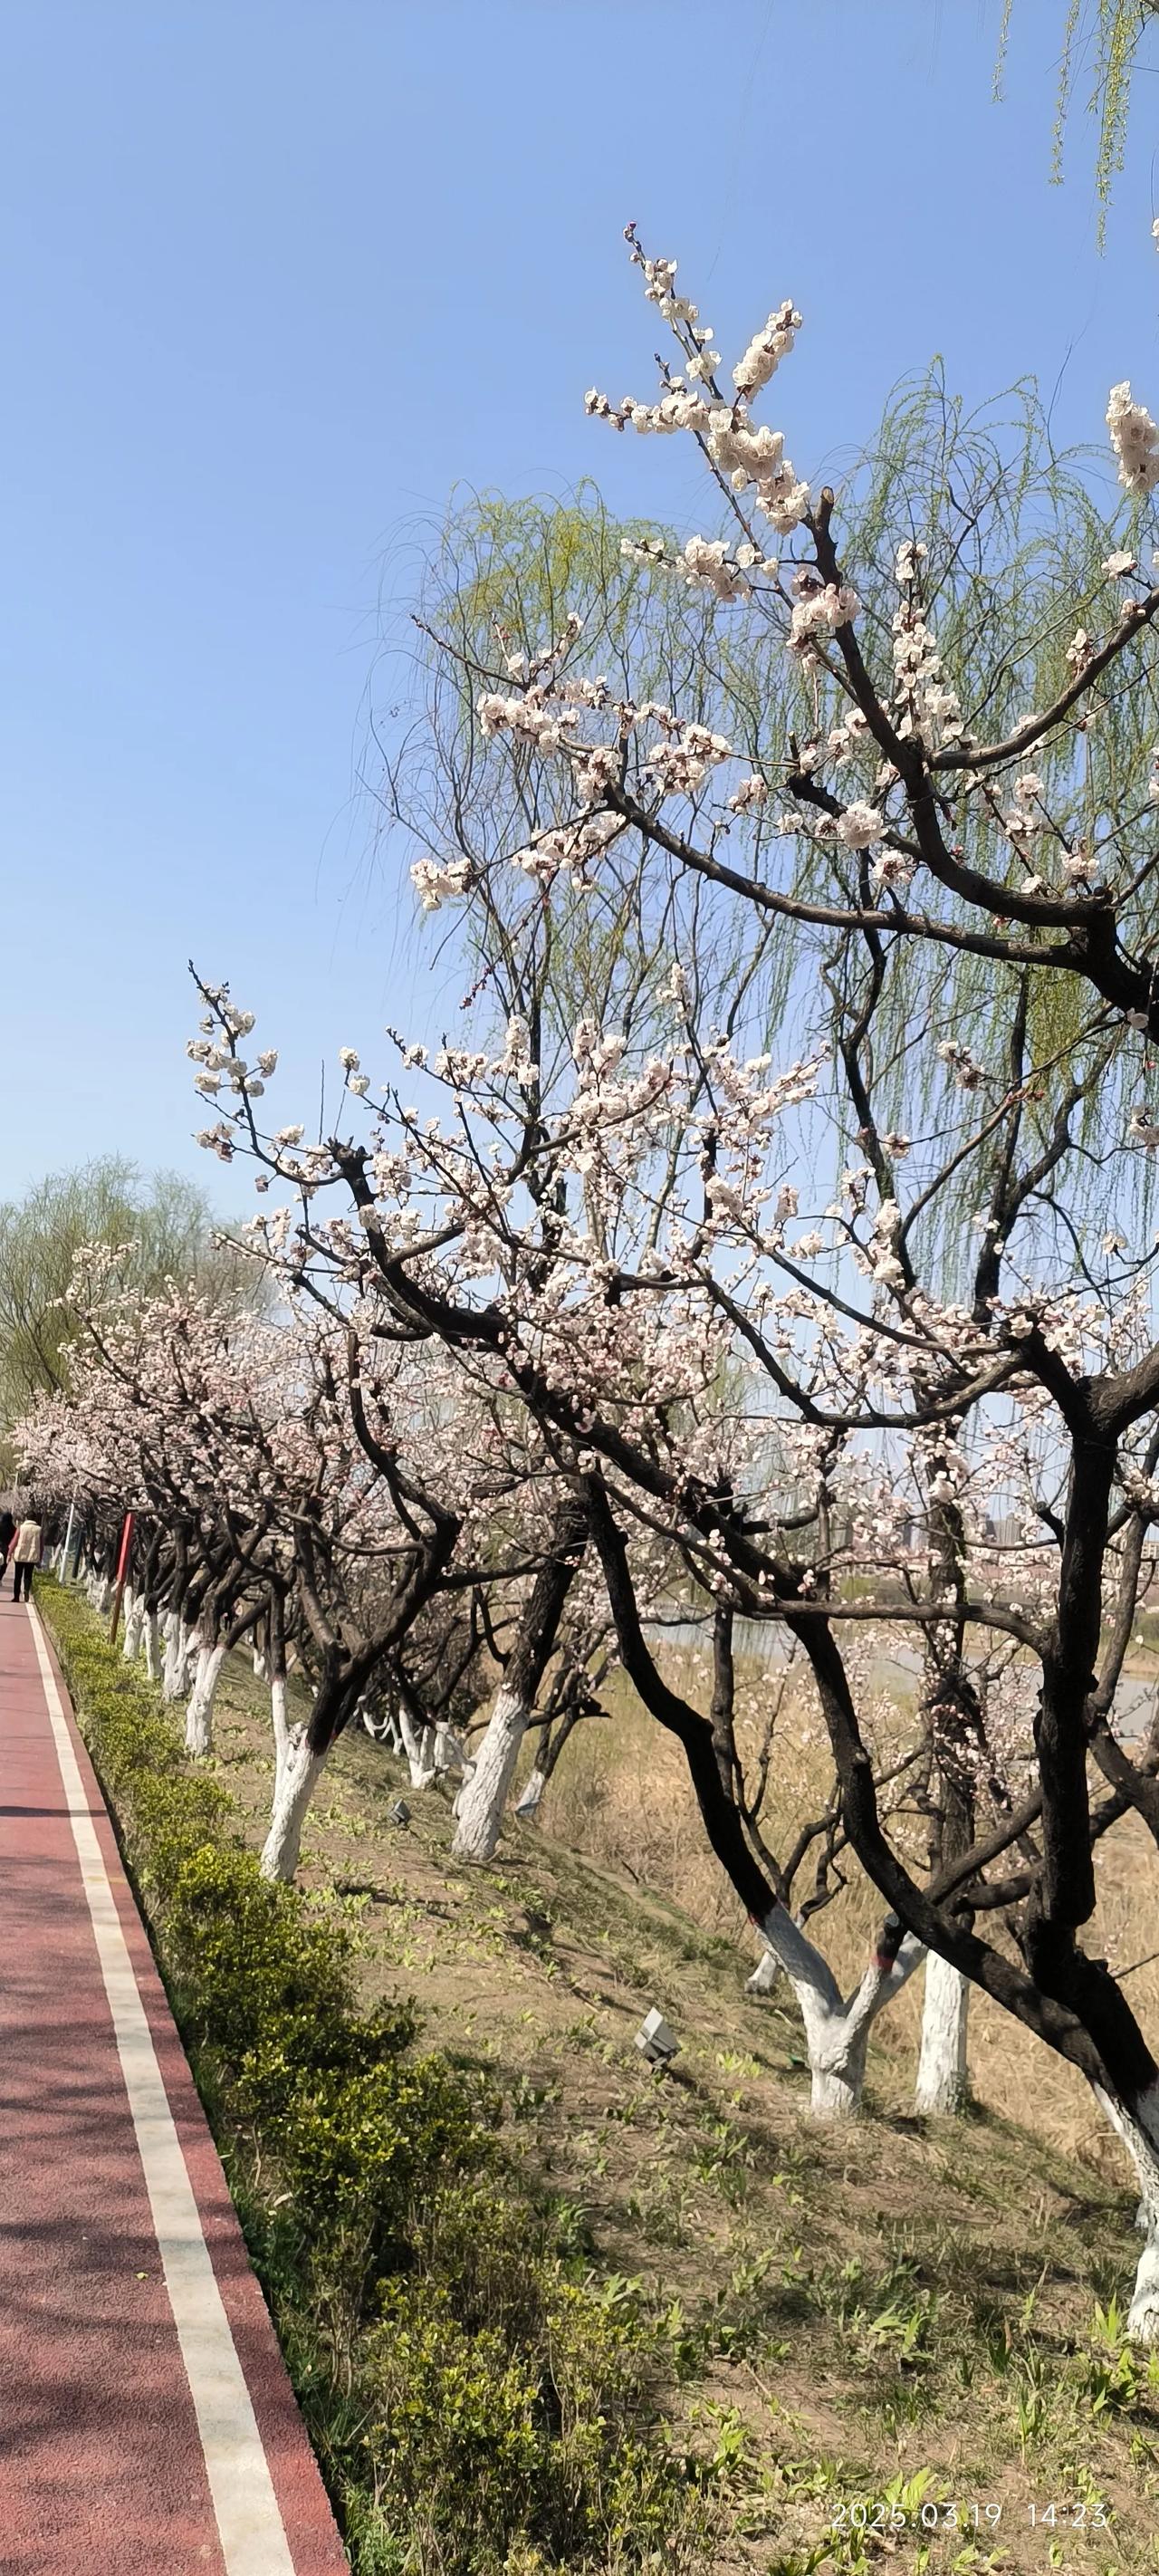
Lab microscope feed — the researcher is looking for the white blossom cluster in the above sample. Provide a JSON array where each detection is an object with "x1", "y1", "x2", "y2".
[
  {"x1": 870, "y1": 849, "x2": 915, "y2": 893},
  {"x1": 620, "y1": 531, "x2": 780, "y2": 605},
  {"x1": 584, "y1": 379, "x2": 810, "y2": 530},
  {"x1": 586, "y1": 242, "x2": 809, "y2": 532},
  {"x1": 937, "y1": 1037, "x2": 986, "y2": 1091},
  {"x1": 476, "y1": 688, "x2": 567, "y2": 752},
  {"x1": 833, "y1": 800, "x2": 884, "y2": 851},
  {"x1": 187, "y1": 1010, "x2": 276, "y2": 1102},
  {"x1": 706, "y1": 409, "x2": 810, "y2": 533},
  {"x1": 1106, "y1": 381, "x2": 1159, "y2": 497},
  {"x1": 644, "y1": 723, "x2": 733, "y2": 795},
  {"x1": 678, "y1": 535, "x2": 749, "y2": 602},
  {"x1": 891, "y1": 600, "x2": 963, "y2": 745},
  {"x1": 788, "y1": 576, "x2": 860, "y2": 657},
  {"x1": 733, "y1": 300, "x2": 802, "y2": 399},
  {"x1": 510, "y1": 809, "x2": 627, "y2": 889},
  {"x1": 632, "y1": 247, "x2": 720, "y2": 379},
  {"x1": 1001, "y1": 773, "x2": 1046, "y2": 846},
  {"x1": 410, "y1": 856, "x2": 473, "y2": 913},
  {"x1": 727, "y1": 773, "x2": 769, "y2": 814}
]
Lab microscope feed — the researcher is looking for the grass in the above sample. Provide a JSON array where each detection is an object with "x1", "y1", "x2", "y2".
[{"x1": 37, "y1": 1574, "x2": 1159, "y2": 2574}]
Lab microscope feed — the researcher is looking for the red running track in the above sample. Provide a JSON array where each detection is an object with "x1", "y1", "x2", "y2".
[{"x1": 0, "y1": 1596, "x2": 350, "y2": 2574}]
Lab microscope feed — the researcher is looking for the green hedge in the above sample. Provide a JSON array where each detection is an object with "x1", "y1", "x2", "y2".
[{"x1": 39, "y1": 1581, "x2": 718, "y2": 2576}]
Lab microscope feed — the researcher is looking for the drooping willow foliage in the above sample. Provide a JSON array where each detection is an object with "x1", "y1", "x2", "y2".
[
  {"x1": 370, "y1": 362, "x2": 1154, "y2": 1288},
  {"x1": 997, "y1": 0, "x2": 1159, "y2": 235},
  {"x1": 369, "y1": 479, "x2": 761, "y2": 1071}
]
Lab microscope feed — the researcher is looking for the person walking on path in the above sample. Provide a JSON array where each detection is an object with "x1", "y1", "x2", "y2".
[
  {"x1": 9, "y1": 1516, "x2": 42, "y2": 1603},
  {"x1": 0, "y1": 1511, "x2": 15, "y2": 1594}
]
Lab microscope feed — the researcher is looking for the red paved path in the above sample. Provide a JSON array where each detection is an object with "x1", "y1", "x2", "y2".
[{"x1": 0, "y1": 1595, "x2": 350, "y2": 2574}]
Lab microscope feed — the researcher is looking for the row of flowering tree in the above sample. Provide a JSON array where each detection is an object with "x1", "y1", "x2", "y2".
[
  {"x1": 20, "y1": 1231, "x2": 967, "y2": 2127},
  {"x1": 158, "y1": 224, "x2": 1159, "y2": 2335},
  {"x1": 15, "y1": 1254, "x2": 645, "y2": 1879}
]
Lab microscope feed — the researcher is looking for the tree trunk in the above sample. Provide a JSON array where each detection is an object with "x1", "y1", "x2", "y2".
[
  {"x1": 1095, "y1": 2081, "x2": 1159, "y2": 2340},
  {"x1": 121, "y1": 1591, "x2": 145, "y2": 1663},
  {"x1": 143, "y1": 1611, "x2": 160, "y2": 1682},
  {"x1": 809, "y1": 2030, "x2": 872, "y2": 2119},
  {"x1": 398, "y1": 1705, "x2": 437, "y2": 1788},
  {"x1": 184, "y1": 1640, "x2": 225, "y2": 1757},
  {"x1": 915, "y1": 1950, "x2": 971, "y2": 2114},
  {"x1": 452, "y1": 1497, "x2": 587, "y2": 1863},
  {"x1": 453, "y1": 1685, "x2": 531, "y2": 1860},
  {"x1": 271, "y1": 1675, "x2": 292, "y2": 1797},
  {"x1": 755, "y1": 1902, "x2": 924, "y2": 2119},
  {"x1": 161, "y1": 1614, "x2": 187, "y2": 1702},
  {"x1": 260, "y1": 1727, "x2": 328, "y2": 1882},
  {"x1": 264, "y1": 1587, "x2": 289, "y2": 1798},
  {"x1": 433, "y1": 1721, "x2": 465, "y2": 1776},
  {"x1": 514, "y1": 1764, "x2": 547, "y2": 1819},
  {"x1": 360, "y1": 1703, "x2": 402, "y2": 1753},
  {"x1": 515, "y1": 1696, "x2": 589, "y2": 1822},
  {"x1": 746, "y1": 1944, "x2": 783, "y2": 1994}
]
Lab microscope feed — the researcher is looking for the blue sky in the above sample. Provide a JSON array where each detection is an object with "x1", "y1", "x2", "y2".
[{"x1": 3, "y1": 0, "x2": 1158, "y2": 1208}]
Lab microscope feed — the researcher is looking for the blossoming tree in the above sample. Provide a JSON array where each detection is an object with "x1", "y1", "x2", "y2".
[{"x1": 171, "y1": 227, "x2": 1159, "y2": 2332}]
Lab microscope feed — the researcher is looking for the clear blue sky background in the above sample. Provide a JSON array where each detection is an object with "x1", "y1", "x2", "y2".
[{"x1": 3, "y1": 0, "x2": 1158, "y2": 1208}]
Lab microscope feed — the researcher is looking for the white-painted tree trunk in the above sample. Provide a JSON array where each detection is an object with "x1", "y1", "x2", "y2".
[
  {"x1": 253, "y1": 1645, "x2": 269, "y2": 1681},
  {"x1": 398, "y1": 1706, "x2": 437, "y2": 1790},
  {"x1": 161, "y1": 1613, "x2": 184, "y2": 1700},
  {"x1": 359, "y1": 1702, "x2": 398, "y2": 1750},
  {"x1": 915, "y1": 1951, "x2": 971, "y2": 2114},
  {"x1": 434, "y1": 1722, "x2": 466, "y2": 1777},
  {"x1": 755, "y1": 1902, "x2": 924, "y2": 2119},
  {"x1": 143, "y1": 1611, "x2": 160, "y2": 1682},
  {"x1": 452, "y1": 1686, "x2": 529, "y2": 1861},
  {"x1": 809, "y1": 2043, "x2": 872, "y2": 2119},
  {"x1": 746, "y1": 1946, "x2": 784, "y2": 1994},
  {"x1": 260, "y1": 1728, "x2": 328, "y2": 1882},
  {"x1": 270, "y1": 1674, "x2": 292, "y2": 1798},
  {"x1": 514, "y1": 1765, "x2": 547, "y2": 1819},
  {"x1": 1095, "y1": 2080, "x2": 1159, "y2": 2340},
  {"x1": 184, "y1": 1641, "x2": 225, "y2": 1758},
  {"x1": 121, "y1": 1591, "x2": 145, "y2": 1662}
]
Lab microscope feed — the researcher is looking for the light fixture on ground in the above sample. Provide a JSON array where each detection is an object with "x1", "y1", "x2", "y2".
[{"x1": 635, "y1": 2006, "x2": 679, "y2": 2067}]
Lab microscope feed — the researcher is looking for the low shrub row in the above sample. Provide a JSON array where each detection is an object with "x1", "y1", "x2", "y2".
[{"x1": 39, "y1": 1581, "x2": 720, "y2": 2576}]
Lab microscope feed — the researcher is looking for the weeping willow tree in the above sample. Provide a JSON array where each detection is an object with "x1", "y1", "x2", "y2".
[
  {"x1": 998, "y1": 0, "x2": 1159, "y2": 232},
  {"x1": 371, "y1": 364, "x2": 1152, "y2": 1284},
  {"x1": 0, "y1": 1158, "x2": 263, "y2": 1457},
  {"x1": 370, "y1": 480, "x2": 765, "y2": 1077}
]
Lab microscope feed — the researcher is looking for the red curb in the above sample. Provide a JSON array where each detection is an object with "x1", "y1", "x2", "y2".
[{"x1": 0, "y1": 1600, "x2": 350, "y2": 2575}]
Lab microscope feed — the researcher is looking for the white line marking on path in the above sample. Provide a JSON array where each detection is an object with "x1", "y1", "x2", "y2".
[{"x1": 28, "y1": 1606, "x2": 297, "y2": 2576}]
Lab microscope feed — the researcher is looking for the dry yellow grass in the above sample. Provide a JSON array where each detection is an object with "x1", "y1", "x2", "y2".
[{"x1": 541, "y1": 1647, "x2": 1159, "y2": 2178}]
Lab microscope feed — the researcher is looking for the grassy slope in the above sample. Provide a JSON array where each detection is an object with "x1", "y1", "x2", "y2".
[{"x1": 56, "y1": 1598, "x2": 1159, "y2": 2574}]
